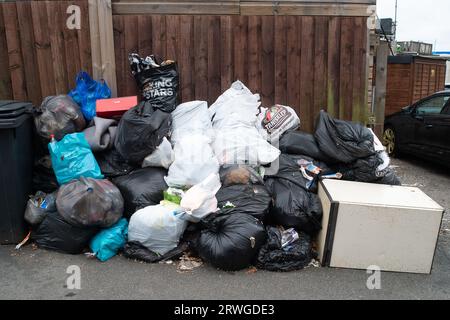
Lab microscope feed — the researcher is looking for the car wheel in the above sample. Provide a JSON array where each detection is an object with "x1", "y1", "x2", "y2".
[{"x1": 383, "y1": 126, "x2": 397, "y2": 157}]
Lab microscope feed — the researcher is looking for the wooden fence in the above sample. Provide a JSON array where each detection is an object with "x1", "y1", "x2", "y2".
[{"x1": 0, "y1": 0, "x2": 376, "y2": 131}]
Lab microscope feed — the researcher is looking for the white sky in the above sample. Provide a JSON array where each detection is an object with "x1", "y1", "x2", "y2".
[{"x1": 377, "y1": 0, "x2": 450, "y2": 51}]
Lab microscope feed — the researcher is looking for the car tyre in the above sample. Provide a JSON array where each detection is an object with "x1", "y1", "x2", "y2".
[{"x1": 383, "y1": 126, "x2": 400, "y2": 157}]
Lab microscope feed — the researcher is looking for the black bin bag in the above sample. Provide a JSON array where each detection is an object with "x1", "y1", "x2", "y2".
[
  {"x1": 114, "y1": 101, "x2": 171, "y2": 165},
  {"x1": 113, "y1": 167, "x2": 168, "y2": 218},
  {"x1": 95, "y1": 148, "x2": 135, "y2": 178},
  {"x1": 256, "y1": 227, "x2": 315, "y2": 272},
  {"x1": 34, "y1": 95, "x2": 86, "y2": 141},
  {"x1": 196, "y1": 214, "x2": 266, "y2": 271},
  {"x1": 129, "y1": 53, "x2": 179, "y2": 113},
  {"x1": 123, "y1": 241, "x2": 188, "y2": 264},
  {"x1": 31, "y1": 211, "x2": 98, "y2": 254},
  {"x1": 215, "y1": 165, "x2": 271, "y2": 222},
  {"x1": 56, "y1": 177, "x2": 124, "y2": 228},
  {"x1": 264, "y1": 154, "x2": 323, "y2": 236},
  {"x1": 314, "y1": 110, "x2": 375, "y2": 164},
  {"x1": 279, "y1": 131, "x2": 335, "y2": 164}
]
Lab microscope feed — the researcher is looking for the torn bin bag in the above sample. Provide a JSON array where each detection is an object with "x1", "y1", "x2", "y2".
[
  {"x1": 115, "y1": 101, "x2": 171, "y2": 165},
  {"x1": 314, "y1": 110, "x2": 375, "y2": 164},
  {"x1": 56, "y1": 177, "x2": 124, "y2": 228},
  {"x1": 129, "y1": 53, "x2": 179, "y2": 112},
  {"x1": 256, "y1": 227, "x2": 314, "y2": 272},
  {"x1": 195, "y1": 214, "x2": 266, "y2": 271},
  {"x1": 215, "y1": 184, "x2": 271, "y2": 222},
  {"x1": 31, "y1": 211, "x2": 98, "y2": 254},
  {"x1": 113, "y1": 167, "x2": 168, "y2": 218},
  {"x1": 24, "y1": 191, "x2": 57, "y2": 226}
]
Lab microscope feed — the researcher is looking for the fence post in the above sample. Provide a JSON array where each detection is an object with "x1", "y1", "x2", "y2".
[
  {"x1": 89, "y1": 0, "x2": 117, "y2": 97},
  {"x1": 373, "y1": 40, "x2": 389, "y2": 138}
]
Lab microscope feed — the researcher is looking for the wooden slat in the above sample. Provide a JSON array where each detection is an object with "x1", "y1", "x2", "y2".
[
  {"x1": 220, "y1": 15, "x2": 233, "y2": 92},
  {"x1": 274, "y1": 16, "x2": 287, "y2": 105},
  {"x1": 313, "y1": 16, "x2": 328, "y2": 121},
  {"x1": 151, "y1": 15, "x2": 166, "y2": 59},
  {"x1": 138, "y1": 15, "x2": 152, "y2": 56},
  {"x1": 3, "y1": 2, "x2": 27, "y2": 101},
  {"x1": 326, "y1": 16, "x2": 340, "y2": 118},
  {"x1": 207, "y1": 16, "x2": 221, "y2": 102},
  {"x1": 179, "y1": 15, "x2": 194, "y2": 102},
  {"x1": 233, "y1": 16, "x2": 248, "y2": 84},
  {"x1": 0, "y1": 4, "x2": 13, "y2": 100},
  {"x1": 286, "y1": 15, "x2": 300, "y2": 112},
  {"x1": 338, "y1": 17, "x2": 353, "y2": 121},
  {"x1": 113, "y1": 2, "x2": 240, "y2": 15},
  {"x1": 123, "y1": 15, "x2": 139, "y2": 96},
  {"x1": 247, "y1": 15, "x2": 261, "y2": 95},
  {"x1": 16, "y1": 1, "x2": 41, "y2": 104},
  {"x1": 97, "y1": 0, "x2": 117, "y2": 96},
  {"x1": 60, "y1": 0, "x2": 81, "y2": 90},
  {"x1": 166, "y1": 15, "x2": 179, "y2": 60},
  {"x1": 240, "y1": 3, "x2": 376, "y2": 16},
  {"x1": 260, "y1": 16, "x2": 274, "y2": 107},
  {"x1": 299, "y1": 16, "x2": 314, "y2": 132},
  {"x1": 193, "y1": 16, "x2": 208, "y2": 100},
  {"x1": 47, "y1": 0, "x2": 68, "y2": 94},
  {"x1": 77, "y1": 0, "x2": 93, "y2": 75},
  {"x1": 113, "y1": 14, "x2": 126, "y2": 97}
]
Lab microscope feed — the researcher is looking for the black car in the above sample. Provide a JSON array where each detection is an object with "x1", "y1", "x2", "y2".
[{"x1": 383, "y1": 90, "x2": 450, "y2": 166}]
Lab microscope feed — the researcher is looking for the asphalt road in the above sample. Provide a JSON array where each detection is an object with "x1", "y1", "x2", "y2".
[{"x1": 1, "y1": 157, "x2": 449, "y2": 300}]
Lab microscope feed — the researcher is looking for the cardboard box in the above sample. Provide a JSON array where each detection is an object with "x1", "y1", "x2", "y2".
[
  {"x1": 96, "y1": 96, "x2": 138, "y2": 118},
  {"x1": 317, "y1": 180, "x2": 444, "y2": 274}
]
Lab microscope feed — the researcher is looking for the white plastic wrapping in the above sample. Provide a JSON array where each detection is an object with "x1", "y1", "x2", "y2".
[
  {"x1": 165, "y1": 134, "x2": 219, "y2": 188},
  {"x1": 171, "y1": 101, "x2": 213, "y2": 145},
  {"x1": 128, "y1": 203, "x2": 188, "y2": 255},
  {"x1": 142, "y1": 137, "x2": 174, "y2": 169},
  {"x1": 180, "y1": 173, "x2": 221, "y2": 223},
  {"x1": 209, "y1": 81, "x2": 280, "y2": 166}
]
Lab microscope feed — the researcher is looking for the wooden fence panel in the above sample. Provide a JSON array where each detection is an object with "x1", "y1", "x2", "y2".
[{"x1": 0, "y1": 0, "x2": 92, "y2": 106}]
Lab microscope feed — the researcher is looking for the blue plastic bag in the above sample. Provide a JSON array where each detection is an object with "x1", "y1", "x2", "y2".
[
  {"x1": 69, "y1": 71, "x2": 111, "y2": 121},
  {"x1": 49, "y1": 132, "x2": 104, "y2": 185},
  {"x1": 90, "y1": 218, "x2": 128, "y2": 262}
]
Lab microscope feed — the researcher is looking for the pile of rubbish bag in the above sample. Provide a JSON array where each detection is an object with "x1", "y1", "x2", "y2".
[{"x1": 23, "y1": 54, "x2": 400, "y2": 271}]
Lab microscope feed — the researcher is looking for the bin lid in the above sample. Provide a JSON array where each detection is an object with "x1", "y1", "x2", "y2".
[{"x1": 0, "y1": 101, "x2": 33, "y2": 119}]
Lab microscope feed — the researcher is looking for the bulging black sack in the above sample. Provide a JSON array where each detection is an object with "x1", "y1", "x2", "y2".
[
  {"x1": 265, "y1": 178, "x2": 322, "y2": 236},
  {"x1": 196, "y1": 214, "x2": 266, "y2": 271},
  {"x1": 129, "y1": 53, "x2": 179, "y2": 112},
  {"x1": 279, "y1": 131, "x2": 335, "y2": 164},
  {"x1": 256, "y1": 227, "x2": 314, "y2": 272},
  {"x1": 115, "y1": 101, "x2": 172, "y2": 164},
  {"x1": 314, "y1": 110, "x2": 375, "y2": 164},
  {"x1": 264, "y1": 155, "x2": 323, "y2": 236},
  {"x1": 56, "y1": 178, "x2": 124, "y2": 228},
  {"x1": 32, "y1": 211, "x2": 98, "y2": 254},
  {"x1": 113, "y1": 167, "x2": 168, "y2": 218},
  {"x1": 214, "y1": 165, "x2": 271, "y2": 222}
]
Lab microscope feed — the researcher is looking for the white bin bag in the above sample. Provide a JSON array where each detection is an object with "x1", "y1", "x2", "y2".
[{"x1": 128, "y1": 203, "x2": 188, "y2": 256}]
